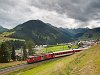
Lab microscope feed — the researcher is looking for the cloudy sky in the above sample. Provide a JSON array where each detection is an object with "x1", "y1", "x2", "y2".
[{"x1": 0, "y1": 0, "x2": 100, "y2": 29}]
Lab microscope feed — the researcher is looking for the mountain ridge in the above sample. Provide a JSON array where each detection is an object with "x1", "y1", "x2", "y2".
[
  {"x1": 9, "y1": 20, "x2": 72, "y2": 44},
  {"x1": 1, "y1": 20, "x2": 100, "y2": 44},
  {"x1": 0, "y1": 26, "x2": 8, "y2": 32},
  {"x1": 80, "y1": 27, "x2": 100, "y2": 40}
]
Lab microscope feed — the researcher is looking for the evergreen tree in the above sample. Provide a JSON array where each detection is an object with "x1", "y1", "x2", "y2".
[
  {"x1": 5, "y1": 40, "x2": 25, "y2": 50},
  {"x1": 0, "y1": 42, "x2": 10, "y2": 63},
  {"x1": 26, "y1": 40, "x2": 35, "y2": 55},
  {"x1": 11, "y1": 46, "x2": 16, "y2": 61},
  {"x1": 23, "y1": 44, "x2": 27, "y2": 60}
]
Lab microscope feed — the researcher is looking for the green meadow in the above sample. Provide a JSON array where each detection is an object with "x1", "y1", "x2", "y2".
[{"x1": 41, "y1": 45, "x2": 78, "y2": 53}]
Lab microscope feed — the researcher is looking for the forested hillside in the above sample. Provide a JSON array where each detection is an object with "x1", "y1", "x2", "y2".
[
  {"x1": 9, "y1": 20, "x2": 72, "y2": 44},
  {"x1": 80, "y1": 27, "x2": 100, "y2": 40}
]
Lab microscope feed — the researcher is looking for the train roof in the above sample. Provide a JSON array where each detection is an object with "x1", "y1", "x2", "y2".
[
  {"x1": 53, "y1": 49, "x2": 82, "y2": 54},
  {"x1": 53, "y1": 50, "x2": 73, "y2": 54},
  {"x1": 28, "y1": 48, "x2": 86, "y2": 58}
]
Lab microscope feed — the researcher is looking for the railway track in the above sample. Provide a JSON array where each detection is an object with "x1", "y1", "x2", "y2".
[{"x1": 0, "y1": 63, "x2": 28, "y2": 75}]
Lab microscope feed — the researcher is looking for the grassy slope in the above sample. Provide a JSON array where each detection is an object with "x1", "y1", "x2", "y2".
[
  {"x1": 0, "y1": 31, "x2": 24, "y2": 43},
  {"x1": 9, "y1": 44, "x2": 100, "y2": 75}
]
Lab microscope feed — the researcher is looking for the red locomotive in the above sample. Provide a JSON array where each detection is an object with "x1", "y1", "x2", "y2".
[{"x1": 27, "y1": 49, "x2": 82, "y2": 64}]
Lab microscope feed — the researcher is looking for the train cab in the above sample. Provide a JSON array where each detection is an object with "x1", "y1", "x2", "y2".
[{"x1": 27, "y1": 56, "x2": 35, "y2": 64}]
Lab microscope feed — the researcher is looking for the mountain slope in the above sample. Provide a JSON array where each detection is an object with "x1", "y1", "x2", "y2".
[
  {"x1": 59, "y1": 27, "x2": 73, "y2": 37},
  {"x1": 0, "y1": 26, "x2": 8, "y2": 32},
  {"x1": 9, "y1": 20, "x2": 72, "y2": 44},
  {"x1": 80, "y1": 27, "x2": 100, "y2": 40},
  {"x1": 59, "y1": 28, "x2": 89, "y2": 39}
]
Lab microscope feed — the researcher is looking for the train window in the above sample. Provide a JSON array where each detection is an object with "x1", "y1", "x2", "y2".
[{"x1": 27, "y1": 58, "x2": 32, "y2": 60}]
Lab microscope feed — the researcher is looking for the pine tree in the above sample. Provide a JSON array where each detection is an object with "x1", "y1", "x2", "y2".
[
  {"x1": 0, "y1": 42, "x2": 10, "y2": 63},
  {"x1": 26, "y1": 40, "x2": 35, "y2": 55},
  {"x1": 11, "y1": 46, "x2": 16, "y2": 61},
  {"x1": 23, "y1": 44, "x2": 27, "y2": 60}
]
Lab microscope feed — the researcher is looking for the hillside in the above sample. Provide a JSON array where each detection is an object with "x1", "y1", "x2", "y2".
[
  {"x1": 60, "y1": 27, "x2": 100, "y2": 40},
  {"x1": 0, "y1": 31, "x2": 25, "y2": 43},
  {"x1": 0, "y1": 26, "x2": 8, "y2": 33},
  {"x1": 80, "y1": 27, "x2": 100, "y2": 40},
  {"x1": 9, "y1": 44, "x2": 100, "y2": 75},
  {"x1": 8, "y1": 20, "x2": 72, "y2": 44},
  {"x1": 59, "y1": 28, "x2": 89, "y2": 38}
]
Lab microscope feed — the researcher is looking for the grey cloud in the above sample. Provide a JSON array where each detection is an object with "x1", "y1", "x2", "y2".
[
  {"x1": 0, "y1": 0, "x2": 100, "y2": 29},
  {"x1": 0, "y1": 0, "x2": 32, "y2": 28},
  {"x1": 30, "y1": 0, "x2": 100, "y2": 22}
]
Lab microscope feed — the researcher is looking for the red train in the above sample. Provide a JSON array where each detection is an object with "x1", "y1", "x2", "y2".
[{"x1": 27, "y1": 49, "x2": 82, "y2": 64}]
